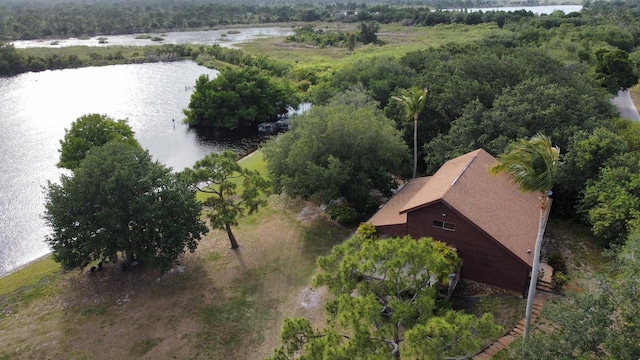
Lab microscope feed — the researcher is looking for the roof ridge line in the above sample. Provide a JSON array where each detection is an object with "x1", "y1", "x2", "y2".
[{"x1": 451, "y1": 154, "x2": 477, "y2": 186}]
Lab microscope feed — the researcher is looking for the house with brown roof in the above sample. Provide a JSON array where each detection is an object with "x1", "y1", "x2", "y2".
[{"x1": 369, "y1": 149, "x2": 540, "y2": 294}]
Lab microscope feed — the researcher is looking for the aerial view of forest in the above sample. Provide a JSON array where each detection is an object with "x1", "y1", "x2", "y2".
[{"x1": 0, "y1": 0, "x2": 639, "y2": 359}]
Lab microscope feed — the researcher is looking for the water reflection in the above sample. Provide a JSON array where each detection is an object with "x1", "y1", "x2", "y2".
[
  {"x1": 11, "y1": 27, "x2": 294, "y2": 49},
  {"x1": 0, "y1": 61, "x2": 269, "y2": 276}
]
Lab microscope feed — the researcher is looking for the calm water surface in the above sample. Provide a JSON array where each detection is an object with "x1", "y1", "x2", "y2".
[
  {"x1": 0, "y1": 61, "x2": 269, "y2": 276},
  {"x1": 11, "y1": 27, "x2": 293, "y2": 49}
]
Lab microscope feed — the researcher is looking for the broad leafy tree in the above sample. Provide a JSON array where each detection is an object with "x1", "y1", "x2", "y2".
[
  {"x1": 45, "y1": 142, "x2": 208, "y2": 272},
  {"x1": 392, "y1": 86, "x2": 429, "y2": 178},
  {"x1": 269, "y1": 229, "x2": 501, "y2": 360},
  {"x1": 489, "y1": 133, "x2": 560, "y2": 347},
  {"x1": 555, "y1": 127, "x2": 629, "y2": 217},
  {"x1": 183, "y1": 151, "x2": 270, "y2": 250},
  {"x1": 423, "y1": 75, "x2": 613, "y2": 174},
  {"x1": 0, "y1": 42, "x2": 24, "y2": 76},
  {"x1": 594, "y1": 48, "x2": 638, "y2": 94},
  {"x1": 183, "y1": 67, "x2": 298, "y2": 130},
  {"x1": 263, "y1": 89, "x2": 410, "y2": 212},
  {"x1": 579, "y1": 151, "x2": 640, "y2": 247},
  {"x1": 58, "y1": 113, "x2": 139, "y2": 171}
]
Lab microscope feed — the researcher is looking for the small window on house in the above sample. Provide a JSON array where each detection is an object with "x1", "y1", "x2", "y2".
[{"x1": 432, "y1": 220, "x2": 455, "y2": 231}]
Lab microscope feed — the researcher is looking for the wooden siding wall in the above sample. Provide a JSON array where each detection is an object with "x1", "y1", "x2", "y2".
[
  {"x1": 406, "y1": 202, "x2": 530, "y2": 294},
  {"x1": 375, "y1": 223, "x2": 408, "y2": 238}
]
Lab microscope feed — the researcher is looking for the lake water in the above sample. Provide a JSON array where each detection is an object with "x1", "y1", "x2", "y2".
[{"x1": 0, "y1": 61, "x2": 277, "y2": 276}]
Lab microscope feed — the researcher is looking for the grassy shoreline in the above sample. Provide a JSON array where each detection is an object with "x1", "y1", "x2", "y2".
[{"x1": 0, "y1": 150, "x2": 354, "y2": 359}]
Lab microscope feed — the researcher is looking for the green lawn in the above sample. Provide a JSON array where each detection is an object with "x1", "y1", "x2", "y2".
[{"x1": 0, "y1": 256, "x2": 61, "y2": 296}]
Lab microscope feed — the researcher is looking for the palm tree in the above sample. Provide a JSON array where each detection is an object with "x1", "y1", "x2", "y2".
[
  {"x1": 489, "y1": 133, "x2": 560, "y2": 351},
  {"x1": 392, "y1": 86, "x2": 429, "y2": 179}
]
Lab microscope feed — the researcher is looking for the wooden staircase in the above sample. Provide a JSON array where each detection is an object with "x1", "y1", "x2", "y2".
[{"x1": 471, "y1": 292, "x2": 547, "y2": 360}]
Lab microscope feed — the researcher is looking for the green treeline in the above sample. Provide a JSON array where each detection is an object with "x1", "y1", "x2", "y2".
[{"x1": 0, "y1": 0, "x2": 589, "y2": 41}]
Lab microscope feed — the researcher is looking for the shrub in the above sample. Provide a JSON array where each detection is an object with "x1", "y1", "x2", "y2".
[
  {"x1": 327, "y1": 204, "x2": 360, "y2": 225},
  {"x1": 357, "y1": 223, "x2": 378, "y2": 239},
  {"x1": 547, "y1": 251, "x2": 568, "y2": 274},
  {"x1": 552, "y1": 271, "x2": 568, "y2": 288}
]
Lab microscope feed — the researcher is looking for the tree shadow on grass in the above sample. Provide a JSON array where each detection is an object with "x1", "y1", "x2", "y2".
[{"x1": 300, "y1": 217, "x2": 355, "y2": 260}]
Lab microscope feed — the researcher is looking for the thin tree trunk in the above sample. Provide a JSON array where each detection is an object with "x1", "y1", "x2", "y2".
[
  {"x1": 225, "y1": 222, "x2": 239, "y2": 250},
  {"x1": 413, "y1": 116, "x2": 418, "y2": 179},
  {"x1": 523, "y1": 197, "x2": 551, "y2": 352}
]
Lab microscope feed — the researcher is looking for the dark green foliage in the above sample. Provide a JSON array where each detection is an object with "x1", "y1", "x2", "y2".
[
  {"x1": 263, "y1": 89, "x2": 409, "y2": 212},
  {"x1": 547, "y1": 251, "x2": 567, "y2": 274},
  {"x1": 287, "y1": 25, "x2": 348, "y2": 48},
  {"x1": 357, "y1": 21, "x2": 379, "y2": 44},
  {"x1": 326, "y1": 204, "x2": 360, "y2": 225},
  {"x1": 44, "y1": 142, "x2": 208, "y2": 272},
  {"x1": 58, "y1": 113, "x2": 139, "y2": 171},
  {"x1": 183, "y1": 68, "x2": 298, "y2": 129},
  {"x1": 323, "y1": 55, "x2": 415, "y2": 106},
  {"x1": 578, "y1": 151, "x2": 640, "y2": 246},
  {"x1": 0, "y1": 42, "x2": 24, "y2": 76},
  {"x1": 555, "y1": 127, "x2": 629, "y2": 217},
  {"x1": 594, "y1": 48, "x2": 638, "y2": 94},
  {"x1": 421, "y1": 54, "x2": 615, "y2": 174}
]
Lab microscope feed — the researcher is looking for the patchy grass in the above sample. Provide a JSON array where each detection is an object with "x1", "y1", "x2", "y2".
[
  {"x1": 0, "y1": 190, "x2": 352, "y2": 360},
  {"x1": 239, "y1": 22, "x2": 497, "y2": 76},
  {"x1": 0, "y1": 256, "x2": 61, "y2": 296}
]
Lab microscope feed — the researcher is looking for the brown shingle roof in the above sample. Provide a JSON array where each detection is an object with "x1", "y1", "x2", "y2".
[
  {"x1": 372, "y1": 149, "x2": 540, "y2": 267},
  {"x1": 368, "y1": 177, "x2": 431, "y2": 227}
]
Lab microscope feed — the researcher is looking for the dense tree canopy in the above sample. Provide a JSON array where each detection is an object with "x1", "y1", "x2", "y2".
[
  {"x1": 58, "y1": 113, "x2": 139, "y2": 171},
  {"x1": 0, "y1": 42, "x2": 23, "y2": 76},
  {"x1": 594, "y1": 48, "x2": 638, "y2": 94},
  {"x1": 183, "y1": 150, "x2": 270, "y2": 250},
  {"x1": 183, "y1": 67, "x2": 298, "y2": 130},
  {"x1": 555, "y1": 127, "x2": 629, "y2": 217},
  {"x1": 45, "y1": 142, "x2": 208, "y2": 272},
  {"x1": 421, "y1": 62, "x2": 614, "y2": 174},
  {"x1": 263, "y1": 88, "x2": 410, "y2": 212},
  {"x1": 579, "y1": 151, "x2": 640, "y2": 247},
  {"x1": 269, "y1": 228, "x2": 502, "y2": 360}
]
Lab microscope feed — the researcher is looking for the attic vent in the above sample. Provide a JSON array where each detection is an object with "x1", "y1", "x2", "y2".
[{"x1": 451, "y1": 155, "x2": 477, "y2": 186}]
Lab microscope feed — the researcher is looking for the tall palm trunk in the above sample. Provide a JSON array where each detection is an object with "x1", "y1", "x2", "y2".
[
  {"x1": 413, "y1": 114, "x2": 418, "y2": 179},
  {"x1": 523, "y1": 197, "x2": 551, "y2": 349}
]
